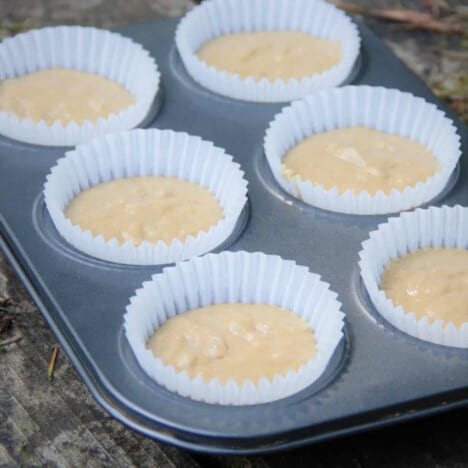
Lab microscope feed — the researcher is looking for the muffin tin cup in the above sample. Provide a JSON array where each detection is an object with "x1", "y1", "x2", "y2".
[
  {"x1": 175, "y1": 0, "x2": 360, "y2": 102},
  {"x1": 359, "y1": 205, "x2": 468, "y2": 348},
  {"x1": 124, "y1": 250, "x2": 345, "y2": 405},
  {"x1": 0, "y1": 26, "x2": 160, "y2": 146},
  {"x1": 263, "y1": 85, "x2": 462, "y2": 215},
  {"x1": 43, "y1": 128, "x2": 248, "y2": 265}
]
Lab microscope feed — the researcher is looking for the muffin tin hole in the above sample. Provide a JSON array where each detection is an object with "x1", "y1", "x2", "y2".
[
  {"x1": 32, "y1": 192, "x2": 251, "y2": 271},
  {"x1": 351, "y1": 265, "x2": 468, "y2": 358},
  {"x1": 168, "y1": 44, "x2": 363, "y2": 106},
  {"x1": 0, "y1": 88, "x2": 164, "y2": 152},
  {"x1": 117, "y1": 320, "x2": 351, "y2": 414},
  {"x1": 254, "y1": 143, "x2": 461, "y2": 221}
]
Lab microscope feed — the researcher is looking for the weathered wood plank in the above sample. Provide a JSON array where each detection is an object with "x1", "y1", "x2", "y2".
[
  {"x1": 3, "y1": 310, "x2": 201, "y2": 467},
  {"x1": 0, "y1": 251, "x2": 202, "y2": 468},
  {"x1": 0, "y1": 442, "x2": 17, "y2": 468},
  {"x1": 0, "y1": 408, "x2": 45, "y2": 466},
  {"x1": 2, "y1": 358, "x2": 113, "y2": 467}
]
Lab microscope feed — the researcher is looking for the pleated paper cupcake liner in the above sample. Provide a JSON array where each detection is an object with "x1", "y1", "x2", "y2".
[
  {"x1": 175, "y1": 0, "x2": 360, "y2": 102},
  {"x1": 264, "y1": 86, "x2": 461, "y2": 215},
  {"x1": 124, "y1": 251, "x2": 345, "y2": 405},
  {"x1": 359, "y1": 205, "x2": 468, "y2": 348},
  {"x1": 0, "y1": 26, "x2": 160, "y2": 146},
  {"x1": 43, "y1": 129, "x2": 248, "y2": 265}
]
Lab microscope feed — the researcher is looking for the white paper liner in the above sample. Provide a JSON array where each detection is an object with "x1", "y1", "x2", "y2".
[
  {"x1": 0, "y1": 26, "x2": 160, "y2": 146},
  {"x1": 124, "y1": 251, "x2": 345, "y2": 405},
  {"x1": 43, "y1": 129, "x2": 248, "y2": 265},
  {"x1": 175, "y1": 0, "x2": 360, "y2": 102},
  {"x1": 264, "y1": 86, "x2": 461, "y2": 215},
  {"x1": 359, "y1": 205, "x2": 468, "y2": 348}
]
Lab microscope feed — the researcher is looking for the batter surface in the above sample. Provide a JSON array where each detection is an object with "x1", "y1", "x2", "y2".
[
  {"x1": 64, "y1": 176, "x2": 223, "y2": 246},
  {"x1": 380, "y1": 248, "x2": 468, "y2": 327},
  {"x1": 282, "y1": 126, "x2": 440, "y2": 195},
  {"x1": 0, "y1": 68, "x2": 135, "y2": 125},
  {"x1": 147, "y1": 303, "x2": 317, "y2": 384},
  {"x1": 197, "y1": 31, "x2": 341, "y2": 82}
]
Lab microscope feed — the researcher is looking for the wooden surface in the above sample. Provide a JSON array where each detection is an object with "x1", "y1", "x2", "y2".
[{"x1": 1, "y1": 1, "x2": 467, "y2": 466}]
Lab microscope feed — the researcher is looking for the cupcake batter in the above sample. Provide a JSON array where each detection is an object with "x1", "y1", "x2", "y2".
[
  {"x1": 380, "y1": 248, "x2": 468, "y2": 327},
  {"x1": 197, "y1": 31, "x2": 341, "y2": 81},
  {"x1": 147, "y1": 303, "x2": 317, "y2": 384},
  {"x1": 64, "y1": 176, "x2": 223, "y2": 246},
  {"x1": 282, "y1": 126, "x2": 439, "y2": 195},
  {"x1": 0, "y1": 68, "x2": 135, "y2": 125}
]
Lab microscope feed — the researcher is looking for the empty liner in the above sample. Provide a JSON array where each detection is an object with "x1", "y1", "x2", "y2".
[
  {"x1": 124, "y1": 251, "x2": 345, "y2": 405},
  {"x1": 43, "y1": 128, "x2": 248, "y2": 265},
  {"x1": 264, "y1": 86, "x2": 461, "y2": 215},
  {"x1": 359, "y1": 205, "x2": 468, "y2": 348},
  {"x1": 175, "y1": 0, "x2": 360, "y2": 102},
  {"x1": 0, "y1": 26, "x2": 160, "y2": 146}
]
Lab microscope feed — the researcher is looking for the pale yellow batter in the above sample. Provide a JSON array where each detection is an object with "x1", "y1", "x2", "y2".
[
  {"x1": 147, "y1": 303, "x2": 317, "y2": 384},
  {"x1": 197, "y1": 31, "x2": 341, "y2": 82},
  {"x1": 64, "y1": 176, "x2": 223, "y2": 246},
  {"x1": 0, "y1": 68, "x2": 135, "y2": 125},
  {"x1": 282, "y1": 126, "x2": 440, "y2": 195},
  {"x1": 381, "y1": 248, "x2": 468, "y2": 327}
]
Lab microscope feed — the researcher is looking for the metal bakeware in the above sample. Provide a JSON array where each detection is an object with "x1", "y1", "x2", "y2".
[{"x1": 0, "y1": 18, "x2": 467, "y2": 455}]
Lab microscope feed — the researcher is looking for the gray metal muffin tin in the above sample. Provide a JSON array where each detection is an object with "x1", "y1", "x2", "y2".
[{"x1": 0, "y1": 18, "x2": 467, "y2": 455}]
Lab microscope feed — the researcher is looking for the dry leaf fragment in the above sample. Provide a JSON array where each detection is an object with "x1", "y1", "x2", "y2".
[{"x1": 330, "y1": 1, "x2": 463, "y2": 35}]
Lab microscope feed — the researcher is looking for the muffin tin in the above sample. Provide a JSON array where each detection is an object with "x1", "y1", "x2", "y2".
[{"x1": 0, "y1": 17, "x2": 467, "y2": 454}]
